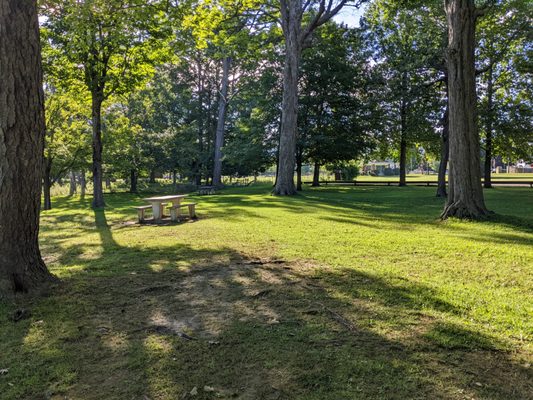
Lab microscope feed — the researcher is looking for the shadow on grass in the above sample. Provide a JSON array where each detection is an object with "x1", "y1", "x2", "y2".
[{"x1": 1, "y1": 209, "x2": 532, "y2": 399}]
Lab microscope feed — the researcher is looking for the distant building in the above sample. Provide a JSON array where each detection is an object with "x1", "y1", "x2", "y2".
[{"x1": 363, "y1": 160, "x2": 399, "y2": 176}]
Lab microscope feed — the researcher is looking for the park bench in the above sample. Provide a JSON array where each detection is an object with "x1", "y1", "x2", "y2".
[
  {"x1": 133, "y1": 205, "x2": 153, "y2": 223},
  {"x1": 198, "y1": 185, "x2": 216, "y2": 195},
  {"x1": 167, "y1": 203, "x2": 197, "y2": 222}
]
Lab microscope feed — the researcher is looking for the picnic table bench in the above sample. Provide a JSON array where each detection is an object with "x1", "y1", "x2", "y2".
[{"x1": 167, "y1": 203, "x2": 197, "y2": 222}]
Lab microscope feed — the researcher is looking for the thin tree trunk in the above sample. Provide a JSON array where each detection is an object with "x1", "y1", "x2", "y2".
[
  {"x1": 437, "y1": 103, "x2": 450, "y2": 197},
  {"x1": 312, "y1": 162, "x2": 320, "y2": 187},
  {"x1": 105, "y1": 176, "x2": 111, "y2": 189},
  {"x1": 442, "y1": 0, "x2": 490, "y2": 219},
  {"x1": 80, "y1": 169, "x2": 86, "y2": 198},
  {"x1": 296, "y1": 147, "x2": 303, "y2": 191},
  {"x1": 69, "y1": 170, "x2": 77, "y2": 195},
  {"x1": 130, "y1": 169, "x2": 137, "y2": 193},
  {"x1": 399, "y1": 133, "x2": 407, "y2": 186},
  {"x1": 399, "y1": 74, "x2": 408, "y2": 187},
  {"x1": 483, "y1": 62, "x2": 493, "y2": 189},
  {"x1": 43, "y1": 158, "x2": 52, "y2": 210},
  {"x1": 213, "y1": 56, "x2": 231, "y2": 188},
  {"x1": 149, "y1": 170, "x2": 156, "y2": 184},
  {"x1": 0, "y1": 0, "x2": 55, "y2": 295},
  {"x1": 172, "y1": 170, "x2": 177, "y2": 187},
  {"x1": 91, "y1": 91, "x2": 105, "y2": 208},
  {"x1": 274, "y1": 2, "x2": 301, "y2": 195}
]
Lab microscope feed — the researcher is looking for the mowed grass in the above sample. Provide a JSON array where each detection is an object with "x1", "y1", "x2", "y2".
[{"x1": 1, "y1": 184, "x2": 532, "y2": 399}]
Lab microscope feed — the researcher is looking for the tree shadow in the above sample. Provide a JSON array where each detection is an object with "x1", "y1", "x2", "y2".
[{"x1": 1, "y1": 210, "x2": 531, "y2": 399}]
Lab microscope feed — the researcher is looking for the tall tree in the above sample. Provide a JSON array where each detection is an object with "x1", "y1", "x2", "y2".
[
  {"x1": 42, "y1": 0, "x2": 167, "y2": 207},
  {"x1": 0, "y1": 0, "x2": 55, "y2": 295},
  {"x1": 274, "y1": 0, "x2": 365, "y2": 195},
  {"x1": 441, "y1": 0, "x2": 490, "y2": 219}
]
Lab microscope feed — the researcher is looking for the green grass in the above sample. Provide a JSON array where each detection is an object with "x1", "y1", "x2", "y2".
[{"x1": 1, "y1": 185, "x2": 532, "y2": 399}]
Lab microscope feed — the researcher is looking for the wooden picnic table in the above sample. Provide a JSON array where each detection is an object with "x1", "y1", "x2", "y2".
[{"x1": 143, "y1": 194, "x2": 188, "y2": 222}]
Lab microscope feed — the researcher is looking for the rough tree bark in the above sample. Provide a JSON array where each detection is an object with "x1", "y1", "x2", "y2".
[
  {"x1": 483, "y1": 62, "x2": 493, "y2": 188},
  {"x1": 213, "y1": 57, "x2": 232, "y2": 188},
  {"x1": 436, "y1": 103, "x2": 450, "y2": 197},
  {"x1": 441, "y1": 0, "x2": 490, "y2": 219},
  {"x1": 274, "y1": 1, "x2": 301, "y2": 195},
  {"x1": 0, "y1": 0, "x2": 55, "y2": 295},
  {"x1": 312, "y1": 162, "x2": 321, "y2": 187},
  {"x1": 91, "y1": 91, "x2": 105, "y2": 208}
]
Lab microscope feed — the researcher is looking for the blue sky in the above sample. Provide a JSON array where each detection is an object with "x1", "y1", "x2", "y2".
[{"x1": 333, "y1": 5, "x2": 367, "y2": 27}]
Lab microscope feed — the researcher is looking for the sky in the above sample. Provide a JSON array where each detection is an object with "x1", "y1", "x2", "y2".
[{"x1": 333, "y1": 5, "x2": 367, "y2": 28}]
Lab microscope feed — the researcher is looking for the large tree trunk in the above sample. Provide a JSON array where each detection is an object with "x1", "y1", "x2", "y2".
[
  {"x1": 91, "y1": 91, "x2": 105, "y2": 208},
  {"x1": 312, "y1": 162, "x2": 320, "y2": 187},
  {"x1": 436, "y1": 103, "x2": 450, "y2": 197},
  {"x1": 43, "y1": 158, "x2": 53, "y2": 210},
  {"x1": 130, "y1": 169, "x2": 138, "y2": 193},
  {"x1": 442, "y1": 0, "x2": 490, "y2": 219},
  {"x1": 69, "y1": 170, "x2": 77, "y2": 196},
  {"x1": 483, "y1": 62, "x2": 493, "y2": 189},
  {"x1": 213, "y1": 57, "x2": 231, "y2": 188},
  {"x1": 274, "y1": 2, "x2": 301, "y2": 195},
  {"x1": 0, "y1": 0, "x2": 55, "y2": 295}
]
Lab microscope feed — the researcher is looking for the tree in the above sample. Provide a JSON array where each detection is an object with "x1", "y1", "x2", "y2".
[
  {"x1": 0, "y1": 0, "x2": 55, "y2": 295},
  {"x1": 441, "y1": 0, "x2": 490, "y2": 219},
  {"x1": 364, "y1": 1, "x2": 444, "y2": 187},
  {"x1": 299, "y1": 22, "x2": 374, "y2": 188},
  {"x1": 274, "y1": 0, "x2": 365, "y2": 195},
  {"x1": 42, "y1": 89, "x2": 91, "y2": 209},
  {"x1": 476, "y1": 0, "x2": 530, "y2": 187},
  {"x1": 42, "y1": 0, "x2": 167, "y2": 207}
]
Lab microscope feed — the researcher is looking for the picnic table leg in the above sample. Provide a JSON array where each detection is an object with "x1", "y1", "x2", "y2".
[{"x1": 153, "y1": 202, "x2": 163, "y2": 222}]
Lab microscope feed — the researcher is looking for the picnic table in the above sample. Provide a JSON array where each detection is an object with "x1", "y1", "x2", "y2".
[{"x1": 143, "y1": 194, "x2": 188, "y2": 222}]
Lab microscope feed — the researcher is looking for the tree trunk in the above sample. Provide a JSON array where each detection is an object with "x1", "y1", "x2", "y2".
[
  {"x1": 483, "y1": 62, "x2": 493, "y2": 189},
  {"x1": 213, "y1": 57, "x2": 231, "y2": 188},
  {"x1": 130, "y1": 169, "x2": 138, "y2": 193},
  {"x1": 149, "y1": 170, "x2": 156, "y2": 184},
  {"x1": 274, "y1": 2, "x2": 301, "y2": 195},
  {"x1": 43, "y1": 158, "x2": 52, "y2": 210},
  {"x1": 80, "y1": 169, "x2": 86, "y2": 198},
  {"x1": 172, "y1": 170, "x2": 177, "y2": 187},
  {"x1": 0, "y1": 0, "x2": 55, "y2": 295},
  {"x1": 296, "y1": 147, "x2": 303, "y2": 191},
  {"x1": 91, "y1": 91, "x2": 105, "y2": 208},
  {"x1": 69, "y1": 170, "x2": 77, "y2": 196},
  {"x1": 399, "y1": 75, "x2": 408, "y2": 187},
  {"x1": 399, "y1": 134, "x2": 407, "y2": 186},
  {"x1": 312, "y1": 162, "x2": 320, "y2": 187},
  {"x1": 442, "y1": 0, "x2": 490, "y2": 219},
  {"x1": 436, "y1": 103, "x2": 450, "y2": 197}
]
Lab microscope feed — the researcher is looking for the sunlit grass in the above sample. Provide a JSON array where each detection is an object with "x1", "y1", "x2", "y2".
[{"x1": 1, "y1": 184, "x2": 532, "y2": 399}]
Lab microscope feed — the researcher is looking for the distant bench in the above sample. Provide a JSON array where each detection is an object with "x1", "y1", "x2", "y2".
[{"x1": 198, "y1": 185, "x2": 216, "y2": 195}]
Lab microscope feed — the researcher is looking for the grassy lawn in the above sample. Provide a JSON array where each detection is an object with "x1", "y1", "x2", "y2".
[{"x1": 1, "y1": 184, "x2": 532, "y2": 399}]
